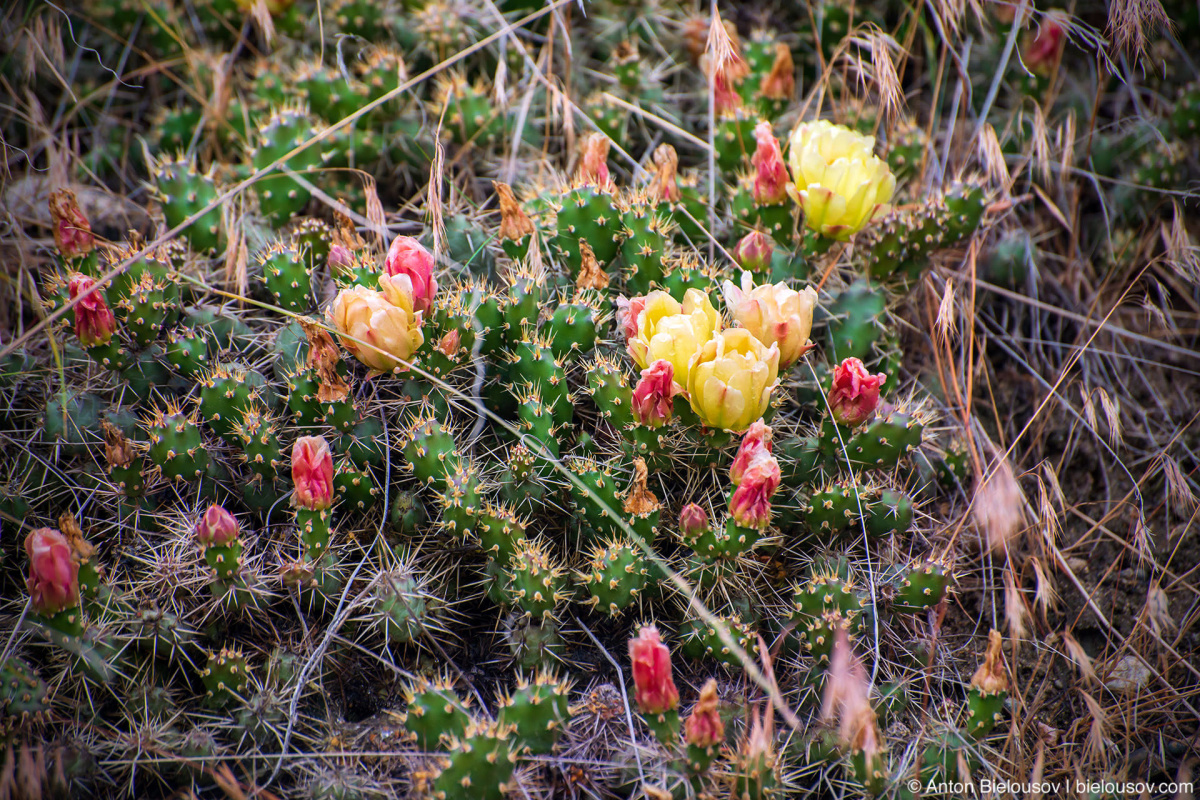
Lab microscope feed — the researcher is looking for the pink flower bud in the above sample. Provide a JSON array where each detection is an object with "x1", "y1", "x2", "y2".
[
  {"x1": 679, "y1": 503, "x2": 709, "y2": 540},
  {"x1": 615, "y1": 295, "x2": 647, "y2": 343},
  {"x1": 828, "y1": 357, "x2": 887, "y2": 427},
  {"x1": 733, "y1": 230, "x2": 775, "y2": 273},
  {"x1": 291, "y1": 435, "x2": 334, "y2": 511},
  {"x1": 436, "y1": 330, "x2": 460, "y2": 357},
  {"x1": 195, "y1": 504, "x2": 240, "y2": 548},
  {"x1": 384, "y1": 236, "x2": 438, "y2": 315},
  {"x1": 1023, "y1": 11, "x2": 1068, "y2": 74},
  {"x1": 729, "y1": 450, "x2": 780, "y2": 530},
  {"x1": 577, "y1": 133, "x2": 611, "y2": 187},
  {"x1": 68, "y1": 275, "x2": 117, "y2": 348},
  {"x1": 730, "y1": 419, "x2": 773, "y2": 486},
  {"x1": 702, "y1": 52, "x2": 748, "y2": 114},
  {"x1": 684, "y1": 679, "x2": 724, "y2": 749},
  {"x1": 629, "y1": 624, "x2": 679, "y2": 715},
  {"x1": 328, "y1": 243, "x2": 354, "y2": 272},
  {"x1": 751, "y1": 122, "x2": 789, "y2": 205},
  {"x1": 631, "y1": 359, "x2": 677, "y2": 428},
  {"x1": 25, "y1": 528, "x2": 79, "y2": 616},
  {"x1": 49, "y1": 189, "x2": 94, "y2": 258}
]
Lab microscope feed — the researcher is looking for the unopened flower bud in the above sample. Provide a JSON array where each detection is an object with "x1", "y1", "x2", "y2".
[
  {"x1": 631, "y1": 360, "x2": 678, "y2": 428},
  {"x1": 436, "y1": 330, "x2": 461, "y2": 358},
  {"x1": 730, "y1": 419, "x2": 773, "y2": 486},
  {"x1": 195, "y1": 504, "x2": 240, "y2": 548},
  {"x1": 327, "y1": 243, "x2": 354, "y2": 273},
  {"x1": 1023, "y1": 11, "x2": 1068, "y2": 75},
  {"x1": 49, "y1": 189, "x2": 94, "y2": 258},
  {"x1": 615, "y1": 295, "x2": 647, "y2": 344},
  {"x1": 678, "y1": 503, "x2": 710, "y2": 540},
  {"x1": 25, "y1": 528, "x2": 79, "y2": 616},
  {"x1": 684, "y1": 679, "x2": 724, "y2": 749},
  {"x1": 291, "y1": 435, "x2": 334, "y2": 511},
  {"x1": 733, "y1": 231, "x2": 774, "y2": 273},
  {"x1": 827, "y1": 357, "x2": 886, "y2": 427},
  {"x1": 751, "y1": 122, "x2": 789, "y2": 205},
  {"x1": 68, "y1": 275, "x2": 117, "y2": 348},
  {"x1": 629, "y1": 624, "x2": 679, "y2": 715},
  {"x1": 384, "y1": 236, "x2": 437, "y2": 315},
  {"x1": 729, "y1": 450, "x2": 781, "y2": 530},
  {"x1": 577, "y1": 133, "x2": 611, "y2": 187}
]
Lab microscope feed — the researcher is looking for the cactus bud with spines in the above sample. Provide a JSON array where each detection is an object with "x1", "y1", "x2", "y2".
[
  {"x1": 404, "y1": 675, "x2": 472, "y2": 751},
  {"x1": 199, "y1": 364, "x2": 271, "y2": 442},
  {"x1": 25, "y1": 527, "x2": 80, "y2": 623},
  {"x1": 684, "y1": 678, "x2": 724, "y2": 772},
  {"x1": 679, "y1": 612, "x2": 759, "y2": 668},
  {"x1": 732, "y1": 230, "x2": 775, "y2": 274},
  {"x1": 149, "y1": 153, "x2": 223, "y2": 253},
  {"x1": 196, "y1": 504, "x2": 243, "y2": 582},
  {"x1": 436, "y1": 461, "x2": 483, "y2": 540},
  {"x1": 585, "y1": 354, "x2": 634, "y2": 430},
  {"x1": 362, "y1": 564, "x2": 443, "y2": 647},
  {"x1": 631, "y1": 359, "x2": 677, "y2": 428},
  {"x1": 333, "y1": 457, "x2": 377, "y2": 512},
  {"x1": 402, "y1": 414, "x2": 461, "y2": 488},
  {"x1": 201, "y1": 647, "x2": 249, "y2": 707},
  {"x1": 232, "y1": 404, "x2": 283, "y2": 480},
  {"x1": 503, "y1": 537, "x2": 566, "y2": 620},
  {"x1": 145, "y1": 403, "x2": 210, "y2": 483},
  {"x1": 620, "y1": 190, "x2": 672, "y2": 295},
  {"x1": 579, "y1": 538, "x2": 648, "y2": 615},
  {"x1": 259, "y1": 239, "x2": 312, "y2": 314},
  {"x1": 497, "y1": 669, "x2": 573, "y2": 755},
  {"x1": 966, "y1": 630, "x2": 1008, "y2": 739},
  {"x1": 292, "y1": 435, "x2": 335, "y2": 562}
]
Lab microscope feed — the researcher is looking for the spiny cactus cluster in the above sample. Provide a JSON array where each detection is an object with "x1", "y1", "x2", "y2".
[{"x1": 2, "y1": 0, "x2": 1196, "y2": 797}]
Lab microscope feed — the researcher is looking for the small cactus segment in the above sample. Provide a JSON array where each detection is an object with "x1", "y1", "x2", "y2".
[
  {"x1": 791, "y1": 565, "x2": 866, "y2": 663},
  {"x1": 585, "y1": 354, "x2": 634, "y2": 430},
  {"x1": 825, "y1": 281, "x2": 886, "y2": 363},
  {"x1": 439, "y1": 73, "x2": 508, "y2": 149},
  {"x1": 680, "y1": 613, "x2": 759, "y2": 668},
  {"x1": 165, "y1": 327, "x2": 213, "y2": 378},
  {"x1": 404, "y1": 676, "x2": 471, "y2": 751},
  {"x1": 296, "y1": 509, "x2": 333, "y2": 563},
  {"x1": 115, "y1": 270, "x2": 173, "y2": 349},
  {"x1": 497, "y1": 669, "x2": 572, "y2": 755},
  {"x1": 579, "y1": 538, "x2": 647, "y2": 615},
  {"x1": 367, "y1": 567, "x2": 439, "y2": 646},
  {"x1": 333, "y1": 457, "x2": 377, "y2": 512},
  {"x1": 509, "y1": 335, "x2": 572, "y2": 428},
  {"x1": 715, "y1": 108, "x2": 759, "y2": 173},
  {"x1": 892, "y1": 560, "x2": 952, "y2": 612},
  {"x1": 620, "y1": 191, "x2": 671, "y2": 295},
  {"x1": 199, "y1": 364, "x2": 270, "y2": 441},
  {"x1": 545, "y1": 301, "x2": 598, "y2": 361},
  {"x1": 431, "y1": 720, "x2": 517, "y2": 800},
  {"x1": 150, "y1": 154, "x2": 223, "y2": 253},
  {"x1": 553, "y1": 183, "x2": 624, "y2": 271},
  {"x1": 504, "y1": 538, "x2": 567, "y2": 620},
  {"x1": 259, "y1": 240, "x2": 313, "y2": 314},
  {"x1": 0, "y1": 657, "x2": 50, "y2": 720},
  {"x1": 503, "y1": 613, "x2": 566, "y2": 671},
  {"x1": 232, "y1": 405, "x2": 283, "y2": 481},
  {"x1": 866, "y1": 489, "x2": 913, "y2": 538},
  {"x1": 144, "y1": 405, "x2": 210, "y2": 482},
  {"x1": 286, "y1": 367, "x2": 325, "y2": 428},
  {"x1": 249, "y1": 105, "x2": 329, "y2": 225},
  {"x1": 201, "y1": 648, "x2": 249, "y2": 707},
  {"x1": 435, "y1": 461, "x2": 482, "y2": 540},
  {"x1": 966, "y1": 630, "x2": 1009, "y2": 740},
  {"x1": 805, "y1": 481, "x2": 865, "y2": 537},
  {"x1": 477, "y1": 505, "x2": 528, "y2": 562},
  {"x1": 567, "y1": 458, "x2": 624, "y2": 542},
  {"x1": 402, "y1": 415, "x2": 461, "y2": 488}
]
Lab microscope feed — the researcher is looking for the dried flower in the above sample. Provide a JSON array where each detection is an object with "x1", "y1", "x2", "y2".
[
  {"x1": 196, "y1": 504, "x2": 240, "y2": 548},
  {"x1": 827, "y1": 357, "x2": 886, "y2": 427},
  {"x1": 291, "y1": 435, "x2": 334, "y2": 511},
  {"x1": 971, "y1": 630, "x2": 1009, "y2": 695},
  {"x1": 687, "y1": 328, "x2": 780, "y2": 433},
  {"x1": 722, "y1": 272, "x2": 817, "y2": 369},
  {"x1": 786, "y1": 120, "x2": 896, "y2": 241},
  {"x1": 629, "y1": 624, "x2": 679, "y2": 715},
  {"x1": 493, "y1": 181, "x2": 535, "y2": 242},
  {"x1": 49, "y1": 188, "x2": 94, "y2": 258},
  {"x1": 631, "y1": 360, "x2": 678, "y2": 428},
  {"x1": 577, "y1": 133, "x2": 611, "y2": 187},
  {"x1": 758, "y1": 43, "x2": 795, "y2": 102},
  {"x1": 25, "y1": 527, "x2": 79, "y2": 616},
  {"x1": 751, "y1": 122, "x2": 789, "y2": 205},
  {"x1": 647, "y1": 144, "x2": 682, "y2": 204},
  {"x1": 684, "y1": 679, "x2": 724, "y2": 748},
  {"x1": 68, "y1": 275, "x2": 117, "y2": 348},
  {"x1": 383, "y1": 236, "x2": 437, "y2": 315}
]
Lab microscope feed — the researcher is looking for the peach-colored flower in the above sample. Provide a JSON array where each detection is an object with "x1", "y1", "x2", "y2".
[
  {"x1": 827, "y1": 357, "x2": 886, "y2": 427},
  {"x1": 722, "y1": 272, "x2": 817, "y2": 369},
  {"x1": 291, "y1": 435, "x2": 334, "y2": 511},
  {"x1": 383, "y1": 236, "x2": 437, "y2": 315},
  {"x1": 629, "y1": 624, "x2": 679, "y2": 715},
  {"x1": 327, "y1": 280, "x2": 425, "y2": 374},
  {"x1": 25, "y1": 528, "x2": 79, "y2": 616}
]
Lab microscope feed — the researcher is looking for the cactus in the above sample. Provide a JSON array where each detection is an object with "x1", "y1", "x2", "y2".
[
  {"x1": 150, "y1": 153, "x2": 223, "y2": 253},
  {"x1": 579, "y1": 537, "x2": 648, "y2": 615},
  {"x1": 503, "y1": 537, "x2": 567, "y2": 620},
  {"x1": 892, "y1": 560, "x2": 952, "y2": 612},
  {"x1": 249, "y1": 105, "x2": 330, "y2": 225},
  {"x1": 144, "y1": 404, "x2": 210, "y2": 482},
  {"x1": 553, "y1": 182, "x2": 624, "y2": 271},
  {"x1": 497, "y1": 669, "x2": 572, "y2": 755},
  {"x1": 260, "y1": 239, "x2": 313, "y2": 314},
  {"x1": 404, "y1": 675, "x2": 472, "y2": 751},
  {"x1": 680, "y1": 612, "x2": 759, "y2": 668},
  {"x1": 199, "y1": 364, "x2": 271, "y2": 441},
  {"x1": 201, "y1": 648, "x2": 249, "y2": 707},
  {"x1": 431, "y1": 719, "x2": 517, "y2": 800},
  {"x1": 0, "y1": 657, "x2": 51, "y2": 721}
]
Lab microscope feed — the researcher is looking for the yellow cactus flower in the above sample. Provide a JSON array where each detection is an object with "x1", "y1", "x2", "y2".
[
  {"x1": 722, "y1": 272, "x2": 818, "y2": 369},
  {"x1": 627, "y1": 289, "x2": 721, "y2": 388},
  {"x1": 327, "y1": 277, "x2": 425, "y2": 374},
  {"x1": 687, "y1": 328, "x2": 780, "y2": 432},
  {"x1": 786, "y1": 119, "x2": 896, "y2": 241}
]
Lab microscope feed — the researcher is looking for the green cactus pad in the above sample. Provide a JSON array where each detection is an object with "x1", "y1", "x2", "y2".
[
  {"x1": 201, "y1": 648, "x2": 249, "y2": 707},
  {"x1": 333, "y1": 457, "x2": 378, "y2": 512},
  {"x1": 504, "y1": 538, "x2": 567, "y2": 620},
  {"x1": 0, "y1": 657, "x2": 50, "y2": 720},
  {"x1": 259, "y1": 239, "x2": 313, "y2": 314},
  {"x1": 404, "y1": 676, "x2": 472, "y2": 751},
  {"x1": 892, "y1": 560, "x2": 952, "y2": 612},
  {"x1": 579, "y1": 538, "x2": 648, "y2": 615},
  {"x1": 498, "y1": 669, "x2": 572, "y2": 755},
  {"x1": 431, "y1": 719, "x2": 517, "y2": 800},
  {"x1": 150, "y1": 154, "x2": 223, "y2": 253},
  {"x1": 680, "y1": 612, "x2": 759, "y2": 668},
  {"x1": 144, "y1": 405, "x2": 210, "y2": 482}
]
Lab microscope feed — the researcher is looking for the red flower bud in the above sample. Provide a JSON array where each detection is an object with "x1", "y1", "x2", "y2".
[
  {"x1": 68, "y1": 275, "x2": 117, "y2": 348},
  {"x1": 629, "y1": 624, "x2": 679, "y2": 715},
  {"x1": 751, "y1": 122, "x2": 789, "y2": 205},
  {"x1": 196, "y1": 504, "x2": 240, "y2": 548},
  {"x1": 49, "y1": 189, "x2": 94, "y2": 258},
  {"x1": 730, "y1": 419, "x2": 773, "y2": 486},
  {"x1": 733, "y1": 230, "x2": 775, "y2": 273},
  {"x1": 828, "y1": 357, "x2": 886, "y2": 427},
  {"x1": 291, "y1": 435, "x2": 334, "y2": 511},
  {"x1": 328, "y1": 243, "x2": 354, "y2": 272},
  {"x1": 684, "y1": 679, "x2": 724, "y2": 749},
  {"x1": 25, "y1": 528, "x2": 79, "y2": 616},
  {"x1": 1023, "y1": 11, "x2": 1068, "y2": 75},
  {"x1": 679, "y1": 503, "x2": 709, "y2": 540},
  {"x1": 384, "y1": 236, "x2": 438, "y2": 315},
  {"x1": 631, "y1": 360, "x2": 678, "y2": 428},
  {"x1": 729, "y1": 450, "x2": 780, "y2": 530}
]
